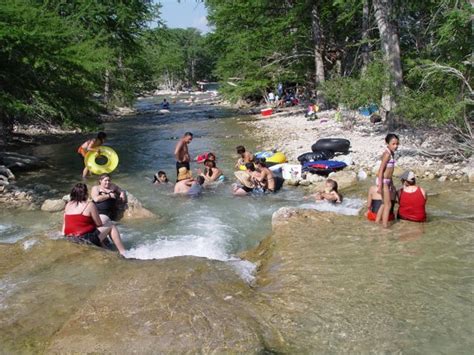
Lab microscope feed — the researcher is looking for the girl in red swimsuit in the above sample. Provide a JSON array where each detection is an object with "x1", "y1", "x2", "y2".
[{"x1": 63, "y1": 183, "x2": 126, "y2": 255}]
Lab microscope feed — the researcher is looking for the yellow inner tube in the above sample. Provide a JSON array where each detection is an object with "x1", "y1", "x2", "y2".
[
  {"x1": 84, "y1": 146, "x2": 119, "y2": 175},
  {"x1": 239, "y1": 152, "x2": 287, "y2": 170}
]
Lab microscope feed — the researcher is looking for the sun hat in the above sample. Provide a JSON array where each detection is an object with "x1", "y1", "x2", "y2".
[
  {"x1": 400, "y1": 170, "x2": 416, "y2": 182},
  {"x1": 234, "y1": 171, "x2": 255, "y2": 189},
  {"x1": 177, "y1": 167, "x2": 192, "y2": 181}
]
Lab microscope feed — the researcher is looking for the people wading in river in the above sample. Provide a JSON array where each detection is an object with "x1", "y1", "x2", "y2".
[
  {"x1": 174, "y1": 132, "x2": 193, "y2": 181},
  {"x1": 254, "y1": 158, "x2": 281, "y2": 193},
  {"x1": 91, "y1": 174, "x2": 126, "y2": 222},
  {"x1": 77, "y1": 131, "x2": 106, "y2": 179},
  {"x1": 198, "y1": 159, "x2": 223, "y2": 183},
  {"x1": 63, "y1": 183, "x2": 126, "y2": 255},
  {"x1": 397, "y1": 171, "x2": 427, "y2": 223},
  {"x1": 376, "y1": 133, "x2": 400, "y2": 228},
  {"x1": 174, "y1": 176, "x2": 205, "y2": 196},
  {"x1": 235, "y1": 145, "x2": 254, "y2": 169}
]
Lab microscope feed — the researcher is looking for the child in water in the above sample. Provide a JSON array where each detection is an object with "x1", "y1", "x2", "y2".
[
  {"x1": 77, "y1": 132, "x2": 106, "y2": 179},
  {"x1": 376, "y1": 133, "x2": 400, "y2": 228},
  {"x1": 152, "y1": 171, "x2": 169, "y2": 185},
  {"x1": 305, "y1": 179, "x2": 342, "y2": 203}
]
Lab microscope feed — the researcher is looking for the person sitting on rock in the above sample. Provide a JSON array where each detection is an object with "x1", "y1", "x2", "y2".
[
  {"x1": 91, "y1": 174, "x2": 127, "y2": 222},
  {"x1": 397, "y1": 171, "x2": 427, "y2": 222},
  {"x1": 305, "y1": 178, "x2": 342, "y2": 203},
  {"x1": 235, "y1": 145, "x2": 254, "y2": 169},
  {"x1": 63, "y1": 183, "x2": 126, "y2": 255}
]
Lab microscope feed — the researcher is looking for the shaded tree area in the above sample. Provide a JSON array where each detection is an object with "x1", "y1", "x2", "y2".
[
  {"x1": 0, "y1": 0, "x2": 214, "y2": 148},
  {"x1": 205, "y1": 0, "x2": 472, "y2": 135}
]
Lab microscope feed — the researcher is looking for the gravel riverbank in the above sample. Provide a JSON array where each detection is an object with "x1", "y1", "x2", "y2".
[{"x1": 245, "y1": 107, "x2": 474, "y2": 183}]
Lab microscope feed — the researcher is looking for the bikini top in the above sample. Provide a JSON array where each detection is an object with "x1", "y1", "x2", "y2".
[{"x1": 385, "y1": 148, "x2": 396, "y2": 168}]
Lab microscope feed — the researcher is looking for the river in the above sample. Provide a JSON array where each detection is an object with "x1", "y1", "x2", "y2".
[{"x1": 0, "y1": 94, "x2": 473, "y2": 353}]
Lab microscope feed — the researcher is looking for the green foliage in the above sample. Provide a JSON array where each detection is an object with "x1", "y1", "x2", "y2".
[
  {"x1": 395, "y1": 89, "x2": 466, "y2": 128},
  {"x1": 0, "y1": 0, "x2": 159, "y2": 134},
  {"x1": 322, "y1": 60, "x2": 388, "y2": 109}
]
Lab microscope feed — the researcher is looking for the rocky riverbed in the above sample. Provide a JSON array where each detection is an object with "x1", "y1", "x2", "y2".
[{"x1": 244, "y1": 108, "x2": 474, "y2": 183}]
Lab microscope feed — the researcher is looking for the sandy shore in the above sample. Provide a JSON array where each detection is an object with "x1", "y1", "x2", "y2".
[{"x1": 245, "y1": 108, "x2": 474, "y2": 182}]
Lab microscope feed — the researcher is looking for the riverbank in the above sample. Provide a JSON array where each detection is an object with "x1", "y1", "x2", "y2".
[{"x1": 244, "y1": 107, "x2": 474, "y2": 183}]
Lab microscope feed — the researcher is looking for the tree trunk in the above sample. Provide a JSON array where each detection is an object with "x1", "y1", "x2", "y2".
[
  {"x1": 361, "y1": 0, "x2": 370, "y2": 74},
  {"x1": 104, "y1": 69, "x2": 110, "y2": 106},
  {"x1": 311, "y1": 3, "x2": 326, "y2": 107},
  {"x1": 373, "y1": 0, "x2": 403, "y2": 127}
]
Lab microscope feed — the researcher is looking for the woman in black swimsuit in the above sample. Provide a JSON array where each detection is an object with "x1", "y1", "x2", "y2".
[{"x1": 91, "y1": 174, "x2": 126, "y2": 221}]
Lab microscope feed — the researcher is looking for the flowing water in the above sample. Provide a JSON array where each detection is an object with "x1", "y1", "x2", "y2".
[{"x1": 0, "y1": 94, "x2": 473, "y2": 353}]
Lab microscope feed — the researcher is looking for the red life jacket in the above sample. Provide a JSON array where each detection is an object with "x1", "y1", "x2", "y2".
[{"x1": 398, "y1": 187, "x2": 426, "y2": 222}]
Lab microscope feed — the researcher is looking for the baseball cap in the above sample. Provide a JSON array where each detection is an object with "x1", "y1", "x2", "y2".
[{"x1": 400, "y1": 170, "x2": 416, "y2": 182}]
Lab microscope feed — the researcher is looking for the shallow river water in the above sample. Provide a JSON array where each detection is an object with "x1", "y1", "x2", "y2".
[{"x1": 0, "y1": 95, "x2": 473, "y2": 353}]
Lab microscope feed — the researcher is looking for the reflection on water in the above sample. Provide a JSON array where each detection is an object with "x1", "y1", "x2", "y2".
[{"x1": 0, "y1": 95, "x2": 473, "y2": 352}]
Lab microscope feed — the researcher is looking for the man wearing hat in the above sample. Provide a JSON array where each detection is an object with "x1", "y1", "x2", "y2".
[{"x1": 397, "y1": 171, "x2": 427, "y2": 222}]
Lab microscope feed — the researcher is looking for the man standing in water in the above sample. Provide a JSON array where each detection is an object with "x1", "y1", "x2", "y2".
[{"x1": 174, "y1": 132, "x2": 193, "y2": 181}]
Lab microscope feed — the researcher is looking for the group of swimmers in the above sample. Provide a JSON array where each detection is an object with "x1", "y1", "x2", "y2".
[{"x1": 69, "y1": 131, "x2": 427, "y2": 255}]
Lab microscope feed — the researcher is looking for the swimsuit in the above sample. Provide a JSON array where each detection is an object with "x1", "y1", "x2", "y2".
[
  {"x1": 94, "y1": 190, "x2": 117, "y2": 219},
  {"x1": 64, "y1": 203, "x2": 101, "y2": 246},
  {"x1": 367, "y1": 199, "x2": 395, "y2": 221},
  {"x1": 377, "y1": 148, "x2": 396, "y2": 186}
]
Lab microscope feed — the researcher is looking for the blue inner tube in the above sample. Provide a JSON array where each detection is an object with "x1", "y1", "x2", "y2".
[
  {"x1": 302, "y1": 160, "x2": 347, "y2": 175},
  {"x1": 311, "y1": 138, "x2": 350, "y2": 154}
]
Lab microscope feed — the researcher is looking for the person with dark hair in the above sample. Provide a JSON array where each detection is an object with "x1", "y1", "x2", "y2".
[
  {"x1": 397, "y1": 171, "x2": 427, "y2": 222},
  {"x1": 77, "y1": 132, "x2": 107, "y2": 178},
  {"x1": 175, "y1": 132, "x2": 193, "y2": 181},
  {"x1": 198, "y1": 159, "x2": 223, "y2": 183},
  {"x1": 91, "y1": 174, "x2": 126, "y2": 221},
  {"x1": 62, "y1": 183, "x2": 126, "y2": 255},
  {"x1": 152, "y1": 171, "x2": 169, "y2": 185},
  {"x1": 232, "y1": 163, "x2": 261, "y2": 196},
  {"x1": 160, "y1": 98, "x2": 170, "y2": 110},
  {"x1": 235, "y1": 145, "x2": 254, "y2": 169},
  {"x1": 376, "y1": 133, "x2": 400, "y2": 227},
  {"x1": 305, "y1": 179, "x2": 342, "y2": 203},
  {"x1": 254, "y1": 158, "x2": 280, "y2": 193},
  {"x1": 173, "y1": 176, "x2": 205, "y2": 196}
]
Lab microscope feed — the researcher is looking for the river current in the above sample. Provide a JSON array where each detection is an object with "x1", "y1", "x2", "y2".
[{"x1": 0, "y1": 94, "x2": 472, "y2": 353}]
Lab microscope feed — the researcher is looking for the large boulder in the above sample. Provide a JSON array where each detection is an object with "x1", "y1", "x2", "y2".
[
  {"x1": 117, "y1": 192, "x2": 155, "y2": 220},
  {"x1": 328, "y1": 170, "x2": 358, "y2": 189},
  {"x1": 41, "y1": 199, "x2": 65, "y2": 212}
]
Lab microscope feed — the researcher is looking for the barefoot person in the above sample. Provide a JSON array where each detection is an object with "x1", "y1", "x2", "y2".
[
  {"x1": 63, "y1": 183, "x2": 126, "y2": 255},
  {"x1": 77, "y1": 132, "x2": 106, "y2": 178},
  {"x1": 91, "y1": 174, "x2": 126, "y2": 222},
  {"x1": 376, "y1": 133, "x2": 400, "y2": 228},
  {"x1": 175, "y1": 132, "x2": 193, "y2": 181}
]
